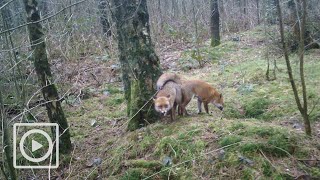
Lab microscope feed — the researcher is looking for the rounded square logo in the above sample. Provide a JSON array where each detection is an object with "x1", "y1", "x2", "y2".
[{"x1": 13, "y1": 123, "x2": 59, "y2": 169}]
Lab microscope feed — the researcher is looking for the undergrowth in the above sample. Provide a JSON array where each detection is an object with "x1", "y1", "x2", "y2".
[{"x1": 64, "y1": 26, "x2": 320, "y2": 179}]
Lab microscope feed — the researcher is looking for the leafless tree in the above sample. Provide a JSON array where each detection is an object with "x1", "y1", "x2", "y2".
[
  {"x1": 111, "y1": 0, "x2": 162, "y2": 130},
  {"x1": 210, "y1": 0, "x2": 220, "y2": 47},
  {"x1": 275, "y1": 0, "x2": 311, "y2": 136},
  {"x1": 23, "y1": 0, "x2": 72, "y2": 151}
]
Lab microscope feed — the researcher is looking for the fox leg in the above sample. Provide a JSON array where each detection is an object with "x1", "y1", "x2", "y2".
[
  {"x1": 181, "y1": 97, "x2": 192, "y2": 116},
  {"x1": 197, "y1": 98, "x2": 202, "y2": 114},
  {"x1": 204, "y1": 102, "x2": 209, "y2": 114},
  {"x1": 178, "y1": 105, "x2": 182, "y2": 116},
  {"x1": 179, "y1": 104, "x2": 189, "y2": 116},
  {"x1": 171, "y1": 103, "x2": 177, "y2": 121}
]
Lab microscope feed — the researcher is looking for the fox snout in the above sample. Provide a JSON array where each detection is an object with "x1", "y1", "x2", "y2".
[
  {"x1": 218, "y1": 106, "x2": 223, "y2": 111},
  {"x1": 160, "y1": 111, "x2": 167, "y2": 115}
]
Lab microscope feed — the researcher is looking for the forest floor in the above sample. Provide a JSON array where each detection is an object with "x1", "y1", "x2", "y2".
[{"x1": 35, "y1": 26, "x2": 320, "y2": 179}]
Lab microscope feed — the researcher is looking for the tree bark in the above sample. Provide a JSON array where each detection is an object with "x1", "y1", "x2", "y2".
[
  {"x1": 158, "y1": 0, "x2": 163, "y2": 30},
  {"x1": 275, "y1": 0, "x2": 311, "y2": 136},
  {"x1": 98, "y1": 0, "x2": 111, "y2": 37},
  {"x1": 23, "y1": 0, "x2": 72, "y2": 152},
  {"x1": 210, "y1": 0, "x2": 220, "y2": 47},
  {"x1": 256, "y1": 0, "x2": 260, "y2": 25},
  {"x1": 0, "y1": 89, "x2": 16, "y2": 180},
  {"x1": 171, "y1": 0, "x2": 179, "y2": 18},
  {"x1": 111, "y1": 0, "x2": 162, "y2": 131},
  {"x1": 298, "y1": 0, "x2": 311, "y2": 136}
]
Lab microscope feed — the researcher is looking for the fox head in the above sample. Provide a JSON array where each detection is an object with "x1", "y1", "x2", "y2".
[
  {"x1": 211, "y1": 93, "x2": 224, "y2": 111},
  {"x1": 153, "y1": 95, "x2": 172, "y2": 116}
]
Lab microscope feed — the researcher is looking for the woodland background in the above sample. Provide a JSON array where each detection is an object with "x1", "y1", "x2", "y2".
[{"x1": 1, "y1": 0, "x2": 320, "y2": 179}]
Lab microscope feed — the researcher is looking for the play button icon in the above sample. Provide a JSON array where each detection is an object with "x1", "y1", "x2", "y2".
[
  {"x1": 32, "y1": 139, "x2": 43, "y2": 152},
  {"x1": 19, "y1": 129, "x2": 54, "y2": 163}
]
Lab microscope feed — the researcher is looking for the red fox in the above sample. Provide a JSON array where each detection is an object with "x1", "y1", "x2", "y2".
[
  {"x1": 157, "y1": 73, "x2": 224, "y2": 115},
  {"x1": 153, "y1": 81, "x2": 183, "y2": 121},
  {"x1": 157, "y1": 73, "x2": 182, "y2": 90}
]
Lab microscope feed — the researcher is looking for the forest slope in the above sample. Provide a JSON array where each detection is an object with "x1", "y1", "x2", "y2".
[{"x1": 60, "y1": 27, "x2": 320, "y2": 179}]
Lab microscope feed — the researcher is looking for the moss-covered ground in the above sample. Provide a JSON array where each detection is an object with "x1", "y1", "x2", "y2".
[{"x1": 60, "y1": 26, "x2": 320, "y2": 179}]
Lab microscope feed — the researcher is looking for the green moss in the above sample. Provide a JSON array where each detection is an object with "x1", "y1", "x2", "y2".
[
  {"x1": 104, "y1": 85, "x2": 122, "y2": 94},
  {"x1": 242, "y1": 168, "x2": 255, "y2": 180},
  {"x1": 125, "y1": 160, "x2": 162, "y2": 169},
  {"x1": 215, "y1": 152, "x2": 239, "y2": 169},
  {"x1": 223, "y1": 103, "x2": 244, "y2": 119},
  {"x1": 219, "y1": 135, "x2": 242, "y2": 147},
  {"x1": 310, "y1": 167, "x2": 320, "y2": 178},
  {"x1": 140, "y1": 135, "x2": 156, "y2": 151},
  {"x1": 244, "y1": 98, "x2": 270, "y2": 119},
  {"x1": 240, "y1": 143, "x2": 262, "y2": 153},
  {"x1": 229, "y1": 122, "x2": 246, "y2": 131},
  {"x1": 266, "y1": 134, "x2": 296, "y2": 157},
  {"x1": 244, "y1": 126, "x2": 276, "y2": 138},
  {"x1": 104, "y1": 94, "x2": 124, "y2": 106},
  {"x1": 121, "y1": 168, "x2": 147, "y2": 180},
  {"x1": 155, "y1": 129, "x2": 206, "y2": 164},
  {"x1": 262, "y1": 160, "x2": 273, "y2": 177}
]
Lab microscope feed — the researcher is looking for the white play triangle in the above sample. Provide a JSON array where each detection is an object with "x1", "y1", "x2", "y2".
[{"x1": 32, "y1": 139, "x2": 43, "y2": 152}]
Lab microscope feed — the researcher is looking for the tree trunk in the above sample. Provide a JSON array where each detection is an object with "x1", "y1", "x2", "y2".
[
  {"x1": 275, "y1": 0, "x2": 311, "y2": 136},
  {"x1": 0, "y1": 89, "x2": 17, "y2": 180},
  {"x1": 39, "y1": 0, "x2": 49, "y2": 16},
  {"x1": 210, "y1": 0, "x2": 220, "y2": 47},
  {"x1": 298, "y1": 0, "x2": 311, "y2": 136},
  {"x1": 158, "y1": 0, "x2": 163, "y2": 30},
  {"x1": 111, "y1": 0, "x2": 162, "y2": 131},
  {"x1": 23, "y1": 0, "x2": 72, "y2": 152},
  {"x1": 171, "y1": 0, "x2": 179, "y2": 18},
  {"x1": 256, "y1": 0, "x2": 260, "y2": 25},
  {"x1": 182, "y1": 0, "x2": 187, "y2": 15},
  {"x1": 98, "y1": 0, "x2": 111, "y2": 37}
]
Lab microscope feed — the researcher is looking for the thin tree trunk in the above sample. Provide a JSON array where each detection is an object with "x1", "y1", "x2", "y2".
[
  {"x1": 0, "y1": 88, "x2": 16, "y2": 180},
  {"x1": 256, "y1": 0, "x2": 260, "y2": 25},
  {"x1": 111, "y1": 0, "x2": 162, "y2": 131},
  {"x1": 171, "y1": 0, "x2": 179, "y2": 18},
  {"x1": 158, "y1": 0, "x2": 163, "y2": 30},
  {"x1": 275, "y1": 0, "x2": 311, "y2": 136},
  {"x1": 210, "y1": 0, "x2": 220, "y2": 47},
  {"x1": 23, "y1": 0, "x2": 72, "y2": 152},
  {"x1": 298, "y1": 0, "x2": 311, "y2": 136},
  {"x1": 182, "y1": 0, "x2": 187, "y2": 15},
  {"x1": 191, "y1": 0, "x2": 202, "y2": 67},
  {"x1": 98, "y1": 0, "x2": 111, "y2": 37}
]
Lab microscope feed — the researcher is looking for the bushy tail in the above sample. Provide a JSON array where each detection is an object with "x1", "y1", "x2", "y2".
[{"x1": 156, "y1": 73, "x2": 182, "y2": 90}]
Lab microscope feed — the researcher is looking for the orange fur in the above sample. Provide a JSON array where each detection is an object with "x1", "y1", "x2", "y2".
[{"x1": 156, "y1": 73, "x2": 224, "y2": 115}]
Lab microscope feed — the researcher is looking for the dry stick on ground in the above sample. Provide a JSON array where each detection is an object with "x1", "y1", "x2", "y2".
[
  {"x1": 259, "y1": 149, "x2": 280, "y2": 173},
  {"x1": 275, "y1": 0, "x2": 311, "y2": 136}
]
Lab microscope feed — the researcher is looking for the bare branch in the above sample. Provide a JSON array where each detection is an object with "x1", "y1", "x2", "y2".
[{"x1": 0, "y1": 0, "x2": 88, "y2": 35}]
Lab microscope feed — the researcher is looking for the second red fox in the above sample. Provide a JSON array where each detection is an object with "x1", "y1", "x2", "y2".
[{"x1": 157, "y1": 73, "x2": 224, "y2": 115}]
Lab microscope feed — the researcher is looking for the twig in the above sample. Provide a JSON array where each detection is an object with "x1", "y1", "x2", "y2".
[
  {"x1": 169, "y1": 143, "x2": 177, "y2": 157},
  {"x1": 308, "y1": 98, "x2": 320, "y2": 116},
  {"x1": 259, "y1": 149, "x2": 278, "y2": 172},
  {"x1": 0, "y1": 0, "x2": 14, "y2": 11},
  {"x1": 90, "y1": 73, "x2": 101, "y2": 86},
  {"x1": 65, "y1": 145, "x2": 77, "y2": 180},
  {"x1": 0, "y1": 161, "x2": 8, "y2": 180},
  {"x1": 0, "y1": 0, "x2": 88, "y2": 35}
]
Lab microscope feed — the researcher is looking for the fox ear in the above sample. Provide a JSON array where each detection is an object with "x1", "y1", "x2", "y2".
[{"x1": 166, "y1": 95, "x2": 170, "y2": 98}]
